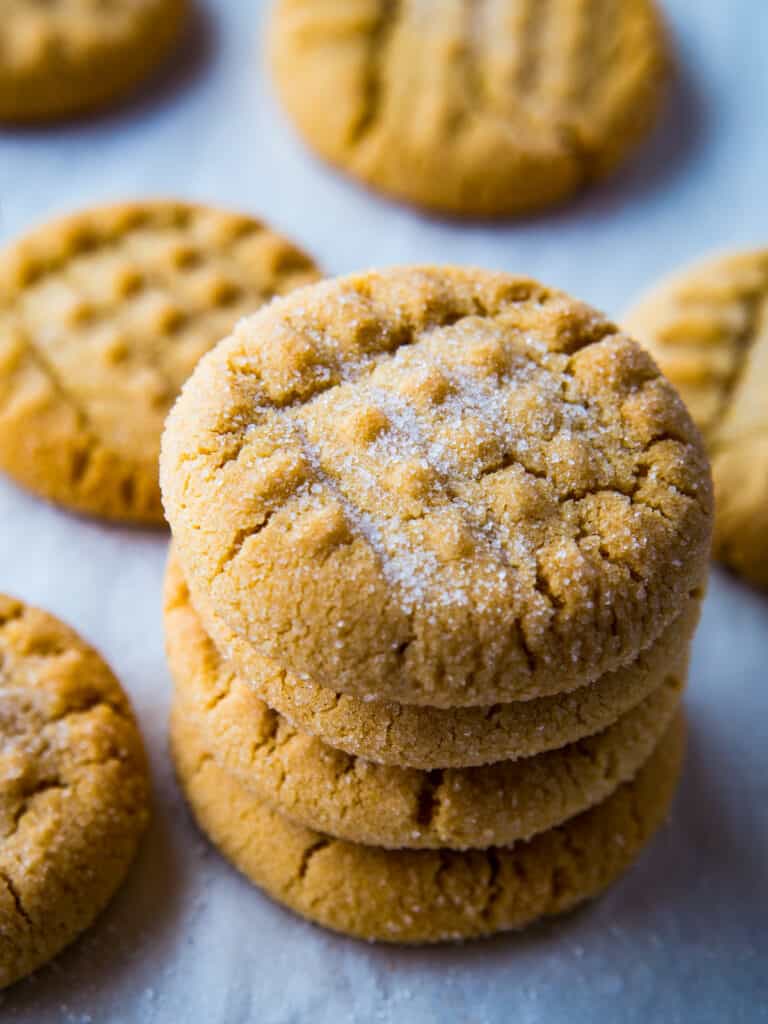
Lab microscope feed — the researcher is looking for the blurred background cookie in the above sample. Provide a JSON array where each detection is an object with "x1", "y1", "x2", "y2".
[
  {"x1": 0, "y1": 201, "x2": 320, "y2": 525},
  {"x1": 625, "y1": 249, "x2": 768, "y2": 588},
  {"x1": 0, "y1": 0, "x2": 188, "y2": 122},
  {"x1": 268, "y1": 0, "x2": 668, "y2": 217}
]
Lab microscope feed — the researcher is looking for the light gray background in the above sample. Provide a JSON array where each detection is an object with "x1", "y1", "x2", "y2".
[{"x1": 1, "y1": 1, "x2": 766, "y2": 1021}]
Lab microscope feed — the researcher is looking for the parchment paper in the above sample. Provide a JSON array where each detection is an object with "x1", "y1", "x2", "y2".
[{"x1": 0, "y1": 1, "x2": 766, "y2": 1020}]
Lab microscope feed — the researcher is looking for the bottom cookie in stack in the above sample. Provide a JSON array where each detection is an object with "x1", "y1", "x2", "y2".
[
  {"x1": 165, "y1": 561, "x2": 688, "y2": 944},
  {"x1": 171, "y1": 707, "x2": 684, "y2": 944}
]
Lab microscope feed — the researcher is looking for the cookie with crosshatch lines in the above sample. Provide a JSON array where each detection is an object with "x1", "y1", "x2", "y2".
[
  {"x1": 0, "y1": 0, "x2": 187, "y2": 122},
  {"x1": 0, "y1": 595, "x2": 150, "y2": 989},
  {"x1": 0, "y1": 201, "x2": 320, "y2": 524},
  {"x1": 268, "y1": 0, "x2": 668, "y2": 217},
  {"x1": 172, "y1": 704, "x2": 685, "y2": 943},
  {"x1": 161, "y1": 267, "x2": 713, "y2": 707},
  {"x1": 625, "y1": 249, "x2": 768, "y2": 588},
  {"x1": 168, "y1": 549, "x2": 700, "y2": 769},
  {"x1": 164, "y1": 556, "x2": 683, "y2": 849}
]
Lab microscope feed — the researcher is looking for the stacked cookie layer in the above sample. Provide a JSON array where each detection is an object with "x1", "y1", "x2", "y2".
[{"x1": 161, "y1": 267, "x2": 713, "y2": 943}]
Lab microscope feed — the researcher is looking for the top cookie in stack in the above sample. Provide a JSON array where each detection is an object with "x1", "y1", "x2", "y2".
[
  {"x1": 161, "y1": 267, "x2": 713, "y2": 942},
  {"x1": 162, "y1": 267, "x2": 711, "y2": 706}
]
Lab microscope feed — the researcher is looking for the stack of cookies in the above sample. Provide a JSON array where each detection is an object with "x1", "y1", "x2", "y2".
[{"x1": 160, "y1": 267, "x2": 713, "y2": 943}]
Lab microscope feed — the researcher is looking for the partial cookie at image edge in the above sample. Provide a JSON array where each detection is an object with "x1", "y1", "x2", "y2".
[{"x1": 0, "y1": 595, "x2": 150, "y2": 990}]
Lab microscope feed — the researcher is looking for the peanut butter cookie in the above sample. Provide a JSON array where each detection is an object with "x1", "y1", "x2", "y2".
[
  {"x1": 162, "y1": 268, "x2": 713, "y2": 706},
  {"x1": 165, "y1": 560, "x2": 683, "y2": 849},
  {"x1": 0, "y1": 201, "x2": 320, "y2": 524},
  {"x1": 168, "y1": 549, "x2": 699, "y2": 769},
  {"x1": 0, "y1": 596, "x2": 150, "y2": 989},
  {"x1": 0, "y1": 0, "x2": 187, "y2": 122},
  {"x1": 625, "y1": 249, "x2": 768, "y2": 587},
  {"x1": 268, "y1": 0, "x2": 667, "y2": 217},
  {"x1": 172, "y1": 707, "x2": 684, "y2": 944}
]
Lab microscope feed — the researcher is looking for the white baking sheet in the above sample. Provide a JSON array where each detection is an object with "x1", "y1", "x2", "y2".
[{"x1": 1, "y1": 1, "x2": 767, "y2": 1020}]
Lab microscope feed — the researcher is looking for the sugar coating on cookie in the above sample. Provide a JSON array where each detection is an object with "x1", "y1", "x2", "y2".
[
  {"x1": 269, "y1": 0, "x2": 667, "y2": 216},
  {"x1": 0, "y1": 201, "x2": 320, "y2": 524},
  {"x1": 0, "y1": 0, "x2": 187, "y2": 122},
  {"x1": 165, "y1": 557, "x2": 684, "y2": 849},
  {"x1": 0, "y1": 596, "x2": 150, "y2": 989},
  {"x1": 172, "y1": 708, "x2": 685, "y2": 943},
  {"x1": 167, "y1": 549, "x2": 699, "y2": 769},
  {"x1": 626, "y1": 249, "x2": 768, "y2": 587},
  {"x1": 162, "y1": 267, "x2": 713, "y2": 706}
]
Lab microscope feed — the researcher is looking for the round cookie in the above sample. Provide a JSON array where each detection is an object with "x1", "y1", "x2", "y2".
[
  {"x1": 625, "y1": 249, "x2": 768, "y2": 588},
  {"x1": 268, "y1": 0, "x2": 667, "y2": 217},
  {"x1": 0, "y1": 201, "x2": 320, "y2": 525},
  {"x1": 165, "y1": 564, "x2": 683, "y2": 849},
  {"x1": 0, "y1": 0, "x2": 187, "y2": 122},
  {"x1": 161, "y1": 267, "x2": 713, "y2": 706},
  {"x1": 172, "y1": 708, "x2": 685, "y2": 944},
  {"x1": 169, "y1": 550, "x2": 700, "y2": 768},
  {"x1": 0, "y1": 596, "x2": 150, "y2": 989}
]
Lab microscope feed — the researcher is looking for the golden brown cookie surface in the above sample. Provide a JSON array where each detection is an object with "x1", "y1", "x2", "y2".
[
  {"x1": 172, "y1": 707, "x2": 685, "y2": 944},
  {"x1": 0, "y1": 595, "x2": 150, "y2": 989},
  {"x1": 0, "y1": 0, "x2": 187, "y2": 122},
  {"x1": 269, "y1": 0, "x2": 667, "y2": 217},
  {"x1": 0, "y1": 201, "x2": 320, "y2": 524},
  {"x1": 168, "y1": 550, "x2": 699, "y2": 768},
  {"x1": 165, "y1": 560, "x2": 683, "y2": 849},
  {"x1": 162, "y1": 268, "x2": 713, "y2": 706},
  {"x1": 625, "y1": 249, "x2": 768, "y2": 587}
]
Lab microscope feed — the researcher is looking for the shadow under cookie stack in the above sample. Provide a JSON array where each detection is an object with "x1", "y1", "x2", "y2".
[{"x1": 160, "y1": 267, "x2": 713, "y2": 944}]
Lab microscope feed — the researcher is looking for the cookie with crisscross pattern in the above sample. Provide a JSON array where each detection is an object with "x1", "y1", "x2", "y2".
[
  {"x1": 269, "y1": 0, "x2": 667, "y2": 216},
  {"x1": 162, "y1": 267, "x2": 712, "y2": 706},
  {"x1": 0, "y1": 201, "x2": 320, "y2": 524}
]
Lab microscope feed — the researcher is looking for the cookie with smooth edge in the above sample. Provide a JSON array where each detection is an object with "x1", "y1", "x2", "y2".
[
  {"x1": 170, "y1": 550, "x2": 700, "y2": 769},
  {"x1": 0, "y1": 0, "x2": 186, "y2": 122},
  {"x1": 268, "y1": 0, "x2": 667, "y2": 217},
  {"x1": 625, "y1": 249, "x2": 768, "y2": 588},
  {"x1": 0, "y1": 201, "x2": 320, "y2": 525},
  {"x1": 161, "y1": 267, "x2": 713, "y2": 706},
  {"x1": 165, "y1": 562, "x2": 683, "y2": 849},
  {"x1": 0, "y1": 596, "x2": 150, "y2": 989},
  {"x1": 172, "y1": 708, "x2": 685, "y2": 944}
]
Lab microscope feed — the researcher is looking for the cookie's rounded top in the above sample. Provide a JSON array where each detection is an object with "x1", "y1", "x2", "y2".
[
  {"x1": 269, "y1": 0, "x2": 667, "y2": 216},
  {"x1": 0, "y1": 0, "x2": 187, "y2": 122},
  {"x1": 0, "y1": 595, "x2": 150, "y2": 989},
  {"x1": 162, "y1": 267, "x2": 713, "y2": 706},
  {"x1": 625, "y1": 249, "x2": 768, "y2": 586},
  {"x1": 0, "y1": 201, "x2": 320, "y2": 525}
]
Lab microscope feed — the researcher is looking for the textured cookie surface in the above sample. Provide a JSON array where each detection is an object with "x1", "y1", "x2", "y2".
[
  {"x1": 0, "y1": 201, "x2": 320, "y2": 524},
  {"x1": 0, "y1": 0, "x2": 187, "y2": 122},
  {"x1": 625, "y1": 250, "x2": 768, "y2": 587},
  {"x1": 165, "y1": 562, "x2": 683, "y2": 849},
  {"x1": 269, "y1": 0, "x2": 667, "y2": 216},
  {"x1": 168, "y1": 550, "x2": 698, "y2": 769},
  {"x1": 172, "y1": 708, "x2": 684, "y2": 944},
  {"x1": 0, "y1": 596, "x2": 150, "y2": 989},
  {"x1": 162, "y1": 268, "x2": 713, "y2": 706}
]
